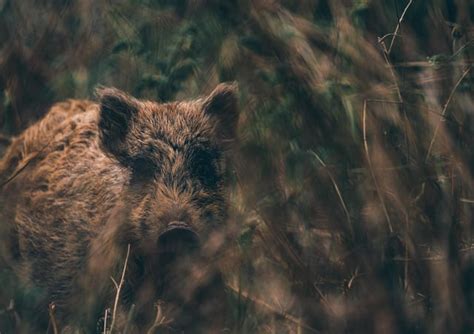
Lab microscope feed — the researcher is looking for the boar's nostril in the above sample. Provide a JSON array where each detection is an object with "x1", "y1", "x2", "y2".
[{"x1": 157, "y1": 221, "x2": 200, "y2": 255}]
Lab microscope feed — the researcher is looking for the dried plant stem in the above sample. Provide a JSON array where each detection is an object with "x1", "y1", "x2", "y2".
[
  {"x1": 146, "y1": 302, "x2": 171, "y2": 334},
  {"x1": 363, "y1": 100, "x2": 393, "y2": 233},
  {"x1": 381, "y1": 48, "x2": 403, "y2": 102},
  {"x1": 109, "y1": 244, "x2": 131, "y2": 333},
  {"x1": 0, "y1": 145, "x2": 49, "y2": 188},
  {"x1": 309, "y1": 150, "x2": 352, "y2": 235},
  {"x1": 379, "y1": 1, "x2": 414, "y2": 161},
  {"x1": 388, "y1": 0, "x2": 413, "y2": 54},
  {"x1": 425, "y1": 66, "x2": 471, "y2": 161},
  {"x1": 365, "y1": 99, "x2": 460, "y2": 124},
  {"x1": 365, "y1": 99, "x2": 403, "y2": 104},
  {"x1": 379, "y1": 42, "x2": 409, "y2": 161},
  {"x1": 404, "y1": 213, "x2": 409, "y2": 291},
  {"x1": 103, "y1": 308, "x2": 109, "y2": 334},
  {"x1": 48, "y1": 302, "x2": 59, "y2": 334},
  {"x1": 460, "y1": 198, "x2": 474, "y2": 204},
  {"x1": 226, "y1": 283, "x2": 320, "y2": 334},
  {"x1": 381, "y1": 37, "x2": 412, "y2": 163}
]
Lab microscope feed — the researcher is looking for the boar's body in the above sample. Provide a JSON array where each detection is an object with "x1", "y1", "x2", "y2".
[
  {"x1": 1, "y1": 99, "x2": 127, "y2": 306},
  {"x1": 0, "y1": 84, "x2": 238, "y2": 333}
]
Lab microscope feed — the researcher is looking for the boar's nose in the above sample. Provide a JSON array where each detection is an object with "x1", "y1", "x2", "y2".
[{"x1": 158, "y1": 221, "x2": 200, "y2": 254}]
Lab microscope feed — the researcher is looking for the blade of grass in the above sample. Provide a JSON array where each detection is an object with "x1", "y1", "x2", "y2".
[
  {"x1": 425, "y1": 66, "x2": 471, "y2": 161},
  {"x1": 363, "y1": 99, "x2": 393, "y2": 233},
  {"x1": 109, "y1": 243, "x2": 131, "y2": 333}
]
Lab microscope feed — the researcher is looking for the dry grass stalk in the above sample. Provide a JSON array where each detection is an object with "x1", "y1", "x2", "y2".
[
  {"x1": 425, "y1": 66, "x2": 471, "y2": 161},
  {"x1": 109, "y1": 243, "x2": 131, "y2": 333},
  {"x1": 103, "y1": 308, "x2": 109, "y2": 334},
  {"x1": 226, "y1": 283, "x2": 321, "y2": 334},
  {"x1": 362, "y1": 99, "x2": 393, "y2": 233},
  {"x1": 309, "y1": 150, "x2": 353, "y2": 235},
  {"x1": 146, "y1": 302, "x2": 172, "y2": 334},
  {"x1": 48, "y1": 302, "x2": 59, "y2": 334},
  {"x1": 387, "y1": 0, "x2": 414, "y2": 55}
]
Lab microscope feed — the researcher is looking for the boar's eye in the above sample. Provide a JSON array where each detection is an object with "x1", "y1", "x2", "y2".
[
  {"x1": 130, "y1": 156, "x2": 156, "y2": 179},
  {"x1": 189, "y1": 148, "x2": 220, "y2": 189}
]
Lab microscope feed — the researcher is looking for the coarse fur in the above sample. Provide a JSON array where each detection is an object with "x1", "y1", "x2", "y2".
[{"x1": 0, "y1": 83, "x2": 238, "y2": 333}]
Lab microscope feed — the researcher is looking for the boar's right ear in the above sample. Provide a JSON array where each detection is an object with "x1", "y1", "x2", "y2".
[
  {"x1": 96, "y1": 87, "x2": 140, "y2": 158},
  {"x1": 202, "y1": 82, "x2": 239, "y2": 143}
]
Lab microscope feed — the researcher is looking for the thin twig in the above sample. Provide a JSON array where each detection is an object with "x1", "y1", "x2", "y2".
[
  {"x1": 364, "y1": 99, "x2": 461, "y2": 125},
  {"x1": 425, "y1": 66, "x2": 471, "y2": 161},
  {"x1": 380, "y1": 46, "x2": 403, "y2": 102},
  {"x1": 378, "y1": 33, "x2": 400, "y2": 44},
  {"x1": 109, "y1": 244, "x2": 131, "y2": 333},
  {"x1": 48, "y1": 302, "x2": 59, "y2": 334},
  {"x1": 363, "y1": 100, "x2": 393, "y2": 233},
  {"x1": 146, "y1": 302, "x2": 172, "y2": 334},
  {"x1": 404, "y1": 212, "x2": 409, "y2": 291},
  {"x1": 378, "y1": 1, "x2": 414, "y2": 164},
  {"x1": 388, "y1": 0, "x2": 414, "y2": 55},
  {"x1": 393, "y1": 246, "x2": 474, "y2": 262},
  {"x1": 0, "y1": 153, "x2": 40, "y2": 188},
  {"x1": 226, "y1": 283, "x2": 321, "y2": 334},
  {"x1": 391, "y1": 60, "x2": 474, "y2": 68},
  {"x1": 103, "y1": 308, "x2": 109, "y2": 334},
  {"x1": 346, "y1": 266, "x2": 360, "y2": 290},
  {"x1": 0, "y1": 139, "x2": 53, "y2": 188},
  {"x1": 365, "y1": 99, "x2": 403, "y2": 104},
  {"x1": 379, "y1": 36, "x2": 409, "y2": 160},
  {"x1": 450, "y1": 39, "x2": 474, "y2": 59},
  {"x1": 309, "y1": 151, "x2": 353, "y2": 235}
]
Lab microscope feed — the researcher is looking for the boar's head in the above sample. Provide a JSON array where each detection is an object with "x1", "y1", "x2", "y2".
[{"x1": 96, "y1": 83, "x2": 238, "y2": 258}]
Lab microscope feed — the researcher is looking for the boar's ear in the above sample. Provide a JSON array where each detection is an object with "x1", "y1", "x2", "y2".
[
  {"x1": 96, "y1": 87, "x2": 140, "y2": 157},
  {"x1": 202, "y1": 82, "x2": 239, "y2": 143}
]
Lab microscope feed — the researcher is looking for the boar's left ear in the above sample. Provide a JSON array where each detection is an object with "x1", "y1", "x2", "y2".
[
  {"x1": 96, "y1": 87, "x2": 140, "y2": 158},
  {"x1": 202, "y1": 82, "x2": 239, "y2": 143}
]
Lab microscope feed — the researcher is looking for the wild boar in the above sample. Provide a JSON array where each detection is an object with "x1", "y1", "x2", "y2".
[{"x1": 0, "y1": 83, "x2": 238, "y2": 333}]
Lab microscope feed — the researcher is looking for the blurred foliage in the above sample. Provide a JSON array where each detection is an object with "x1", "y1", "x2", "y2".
[{"x1": 1, "y1": 0, "x2": 474, "y2": 333}]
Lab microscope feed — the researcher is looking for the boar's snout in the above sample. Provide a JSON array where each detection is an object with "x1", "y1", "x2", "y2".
[{"x1": 158, "y1": 221, "x2": 200, "y2": 255}]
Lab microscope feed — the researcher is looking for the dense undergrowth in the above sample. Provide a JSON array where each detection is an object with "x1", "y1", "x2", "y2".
[{"x1": 0, "y1": 0, "x2": 473, "y2": 333}]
